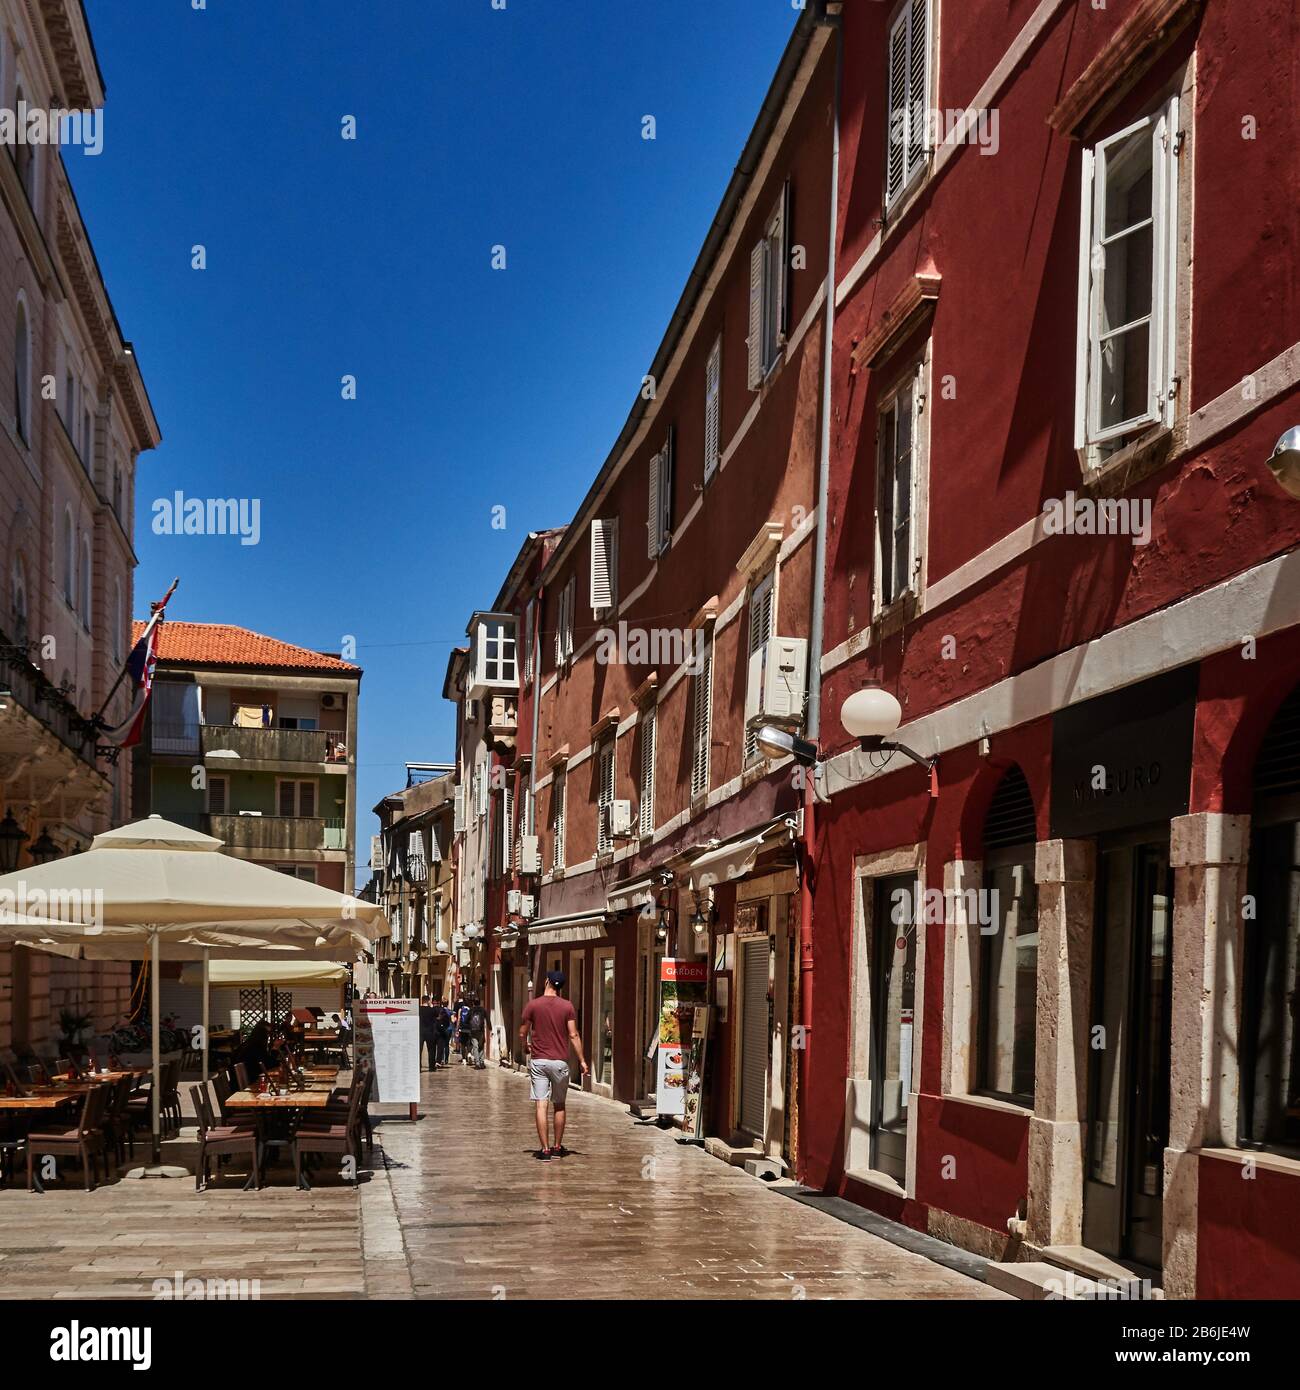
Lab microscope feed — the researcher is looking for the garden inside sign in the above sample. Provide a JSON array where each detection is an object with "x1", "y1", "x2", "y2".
[{"x1": 656, "y1": 959, "x2": 708, "y2": 1118}]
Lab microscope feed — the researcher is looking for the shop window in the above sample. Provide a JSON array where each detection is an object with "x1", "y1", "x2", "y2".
[
  {"x1": 977, "y1": 766, "x2": 1038, "y2": 1104},
  {"x1": 1242, "y1": 685, "x2": 1300, "y2": 1154}
]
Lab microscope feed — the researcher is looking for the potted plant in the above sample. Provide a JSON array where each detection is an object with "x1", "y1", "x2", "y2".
[
  {"x1": 103, "y1": 1013, "x2": 188, "y2": 1068},
  {"x1": 58, "y1": 1007, "x2": 93, "y2": 1061}
]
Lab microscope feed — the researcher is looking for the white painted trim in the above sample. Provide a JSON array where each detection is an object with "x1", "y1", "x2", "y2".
[
  {"x1": 824, "y1": 547, "x2": 1300, "y2": 797},
  {"x1": 836, "y1": 0, "x2": 1070, "y2": 309},
  {"x1": 820, "y1": 341, "x2": 1300, "y2": 677}
]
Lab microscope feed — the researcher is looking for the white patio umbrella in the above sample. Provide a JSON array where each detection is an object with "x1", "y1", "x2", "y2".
[{"x1": 0, "y1": 815, "x2": 387, "y2": 1171}]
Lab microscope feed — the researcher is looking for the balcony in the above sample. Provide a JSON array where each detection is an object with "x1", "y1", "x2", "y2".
[
  {"x1": 151, "y1": 722, "x2": 347, "y2": 765},
  {"x1": 208, "y1": 813, "x2": 346, "y2": 855}
]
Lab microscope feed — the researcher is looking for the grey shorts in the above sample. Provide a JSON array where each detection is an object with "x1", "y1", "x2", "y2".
[{"x1": 529, "y1": 1058, "x2": 570, "y2": 1105}]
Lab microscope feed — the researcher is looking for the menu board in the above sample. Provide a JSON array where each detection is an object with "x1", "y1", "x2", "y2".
[
  {"x1": 359, "y1": 998, "x2": 420, "y2": 1104},
  {"x1": 655, "y1": 959, "x2": 708, "y2": 1118}
]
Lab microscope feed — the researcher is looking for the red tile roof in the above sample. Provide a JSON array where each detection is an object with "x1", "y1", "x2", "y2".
[{"x1": 132, "y1": 620, "x2": 360, "y2": 675}]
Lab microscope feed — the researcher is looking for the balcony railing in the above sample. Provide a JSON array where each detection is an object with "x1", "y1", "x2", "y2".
[
  {"x1": 207, "y1": 813, "x2": 347, "y2": 854},
  {"x1": 151, "y1": 722, "x2": 347, "y2": 764},
  {"x1": 0, "y1": 628, "x2": 100, "y2": 766}
]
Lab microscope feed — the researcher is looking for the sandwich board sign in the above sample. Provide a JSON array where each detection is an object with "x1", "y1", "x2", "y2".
[
  {"x1": 358, "y1": 998, "x2": 420, "y2": 1105},
  {"x1": 655, "y1": 959, "x2": 708, "y2": 1120}
]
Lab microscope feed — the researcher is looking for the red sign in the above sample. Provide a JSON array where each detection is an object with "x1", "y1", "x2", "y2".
[{"x1": 661, "y1": 960, "x2": 708, "y2": 983}]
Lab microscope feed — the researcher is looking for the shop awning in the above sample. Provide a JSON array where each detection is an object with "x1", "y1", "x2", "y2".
[
  {"x1": 178, "y1": 959, "x2": 349, "y2": 990},
  {"x1": 526, "y1": 909, "x2": 611, "y2": 947},
  {"x1": 606, "y1": 876, "x2": 656, "y2": 914},
  {"x1": 685, "y1": 821, "x2": 795, "y2": 891}
]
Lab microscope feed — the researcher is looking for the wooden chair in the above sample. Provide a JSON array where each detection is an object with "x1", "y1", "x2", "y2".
[
  {"x1": 26, "y1": 1063, "x2": 48, "y2": 1086},
  {"x1": 190, "y1": 1084, "x2": 261, "y2": 1192},
  {"x1": 103, "y1": 1074, "x2": 135, "y2": 1164},
  {"x1": 27, "y1": 1086, "x2": 110, "y2": 1191},
  {"x1": 161, "y1": 1059, "x2": 183, "y2": 1136},
  {"x1": 291, "y1": 1079, "x2": 364, "y2": 1191},
  {"x1": 233, "y1": 1062, "x2": 250, "y2": 1092}
]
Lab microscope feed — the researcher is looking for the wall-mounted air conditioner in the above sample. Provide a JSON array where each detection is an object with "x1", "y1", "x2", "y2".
[
  {"x1": 746, "y1": 636, "x2": 808, "y2": 726},
  {"x1": 520, "y1": 894, "x2": 535, "y2": 919},
  {"x1": 607, "y1": 800, "x2": 633, "y2": 840},
  {"x1": 519, "y1": 834, "x2": 541, "y2": 875},
  {"x1": 507, "y1": 889, "x2": 522, "y2": 914}
]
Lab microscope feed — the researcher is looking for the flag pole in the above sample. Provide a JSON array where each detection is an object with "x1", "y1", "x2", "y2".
[{"x1": 91, "y1": 577, "x2": 178, "y2": 727}]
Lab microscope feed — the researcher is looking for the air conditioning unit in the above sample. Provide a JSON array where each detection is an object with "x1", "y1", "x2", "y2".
[
  {"x1": 507, "y1": 889, "x2": 522, "y2": 914},
  {"x1": 321, "y1": 693, "x2": 338, "y2": 709},
  {"x1": 607, "y1": 799, "x2": 633, "y2": 839},
  {"x1": 519, "y1": 834, "x2": 541, "y2": 875},
  {"x1": 520, "y1": 894, "x2": 536, "y2": 919},
  {"x1": 746, "y1": 636, "x2": 808, "y2": 727}
]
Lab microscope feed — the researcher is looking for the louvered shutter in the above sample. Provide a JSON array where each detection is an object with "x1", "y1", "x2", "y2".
[
  {"x1": 299, "y1": 781, "x2": 315, "y2": 818},
  {"x1": 209, "y1": 777, "x2": 227, "y2": 815},
  {"x1": 553, "y1": 585, "x2": 564, "y2": 666},
  {"x1": 907, "y1": 0, "x2": 929, "y2": 180},
  {"x1": 704, "y1": 336, "x2": 722, "y2": 481},
  {"x1": 647, "y1": 445, "x2": 662, "y2": 558},
  {"x1": 744, "y1": 576, "x2": 775, "y2": 761},
  {"x1": 590, "y1": 518, "x2": 615, "y2": 612},
  {"x1": 454, "y1": 783, "x2": 465, "y2": 833},
  {"x1": 777, "y1": 179, "x2": 792, "y2": 340},
  {"x1": 658, "y1": 428, "x2": 674, "y2": 549},
  {"x1": 501, "y1": 784, "x2": 513, "y2": 876},
  {"x1": 565, "y1": 578, "x2": 576, "y2": 659},
  {"x1": 691, "y1": 642, "x2": 713, "y2": 799},
  {"x1": 639, "y1": 709, "x2": 656, "y2": 838},
  {"x1": 747, "y1": 240, "x2": 764, "y2": 389},
  {"x1": 885, "y1": 5, "x2": 909, "y2": 206}
]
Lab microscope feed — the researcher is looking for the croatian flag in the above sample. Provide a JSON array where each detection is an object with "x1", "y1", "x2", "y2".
[{"x1": 107, "y1": 579, "x2": 177, "y2": 748}]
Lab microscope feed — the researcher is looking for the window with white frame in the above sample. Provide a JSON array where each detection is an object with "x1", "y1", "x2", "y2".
[
  {"x1": 691, "y1": 637, "x2": 713, "y2": 800},
  {"x1": 747, "y1": 184, "x2": 790, "y2": 389},
  {"x1": 638, "y1": 708, "x2": 656, "y2": 838},
  {"x1": 13, "y1": 293, "x2": 30, "y2": 444},
  {"x1": 554, "y1": 577, "x2": 576, "y2": 668},
  {"x1": 78, "y1": 534, "x2": 91, "y2": 628},
  {"x1": 885, "y1": 0, "x2": 931, "y2": 209},
  {"x1": 61, "y1": 509, "x2": 74, "y2": 604},
  {"x1": 744, "y1": 570, "x2": 776, "y2": 763},
  {"x1": 478, "y1": 616, "x2": 517, "y2": 686},
  {"x1": 522, "y1": 599, "x2": 534, "y2": 684},
  {"x1": 1075, "y1": 97, "x2": 1180, "y2": 457},
  {"x1": 10, "y1": 555, "x2": 27, "y2": 642},
  {"x1": 551, "y1": 770, "x2": 566, "y2": 871},
  {"x1": 596, "y1": 738, "x2": 615, "y2": 855},
  {"x1": 875, "y1": 364, "x2": 923, "y2": 613},
  {"x1": 589, "y1": 518, "x2": 618, "y2": 613},
  {"x1": 704, "y1": 336, "x2": 722, "y2": 481},
  {"x1": 647, "y1": 428, "x2": 674, "y2": 558}
]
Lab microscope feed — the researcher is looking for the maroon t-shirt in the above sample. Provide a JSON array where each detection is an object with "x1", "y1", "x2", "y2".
[{"x1": 522, "y1": 995, "x2": 576, "y2": 1062}]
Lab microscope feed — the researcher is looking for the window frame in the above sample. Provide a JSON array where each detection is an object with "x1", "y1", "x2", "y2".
[
  {"x1": 704, "y1": 334, "x2": 722, "y2": 483},
  {"x1": 975, "y1": 847, "x2": 1039, "y2": 1107},
  {"x1": 551, "y1": 769, "x2": 567, "y2": 872},
  {"x1": 883, "y1": 0, "x2": 933, "y2": 213},
  {"x1": 1074, "y1": 96, "x2": 1181, "y2": 456},
  {"x1": 596, "y1": 738, "x2": 616, "y2": 856},
  {"x1": 744, "y1": 570, "x2": 776, "y2": 765},
  {"x1": 690, "y1": 636, "x2": 714, "y2": 802},
  {"x1": 873, "y1": 357, "x2": 927, "y2": 618},
  {"x1": 638, "y1": 707, "x2": 656, "y2": 839}
]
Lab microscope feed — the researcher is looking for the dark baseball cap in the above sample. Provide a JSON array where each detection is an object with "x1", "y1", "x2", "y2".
[{"x1": 545, "y1": 969, "x2": 566, "y2": 990}]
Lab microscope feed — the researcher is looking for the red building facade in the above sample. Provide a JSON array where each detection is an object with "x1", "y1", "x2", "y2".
[{"x1": 806, "y1": 0, "x2": 1300, "y2": 1298}]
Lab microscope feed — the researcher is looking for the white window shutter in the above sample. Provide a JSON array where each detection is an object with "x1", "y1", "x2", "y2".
[
  {"x1": 886, "y1": 6, "x2": 909, "y2": 206},
  {"x1": 501, "y1": 784, "x2": 513, "y2": 876},
  {"x1": 658, "y1": 428, "x2": 674, "y2": 549},
  {"x1": 747, "y1": 240, "x2": 764, "y2": 389},
  {"x1": 639, "y1": 709, "x2": 656, "y2": 838},
  {"x1": 590, "y1": 518, "x2": 615, "y2": 612},
  {"x1": 553, "y1": 586, "x2": 564, "y2": 666},
  {"x1": 453, "y1": 784, "x2": 465, "y2": 834},
  {"x1": 691, "y1": 642, "x2": 713, "y2": 799},
  {"x1": 1074, "y1": 146, "x2": 1095, "y2": 451},
  {"x1": 907, "y1": 0, "x2": 929, "y2": 176},
  {"x1": 704, "y1": 336, "x2": 722, "y2": 480},
  {"x1": 778, "y1": 180, "x2": 792, "y2": 340},
  {"x1": 647, "y1": 447, "x2": 662, "y2": 559},
  {"x1": 566, "y1": 578, "x2": 576, "y2": 658}
]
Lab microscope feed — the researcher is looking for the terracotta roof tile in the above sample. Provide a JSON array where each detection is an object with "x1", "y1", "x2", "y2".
[{"x1": 132, "y1": 620, "x2": 360, "y2": 675}]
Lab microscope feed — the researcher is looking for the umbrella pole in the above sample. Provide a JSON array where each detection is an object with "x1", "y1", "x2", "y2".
[
  {"x1": 201, "y1": 948, "x2": 210, "y2": 1085},
  {"x1": 151, "y1": 930, "x2": 161, "y2": 1164}
]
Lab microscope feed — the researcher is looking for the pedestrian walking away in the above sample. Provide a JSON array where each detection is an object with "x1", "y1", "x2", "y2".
[
  {"x1": 456, "y1": 997, "x2": 472, "y2": 1065},
  {"x1": 418, "y1": 994, "x2": 438, "y2": 1071},
  {"x1": 467, "y1": 997, "x2": 488, "y2": 1069},
  {"x1": 519, "y1": 970, "x2": 588, "y2": 1159}
]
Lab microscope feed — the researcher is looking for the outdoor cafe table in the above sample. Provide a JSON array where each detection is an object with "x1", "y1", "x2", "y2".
[
  {"x1": 224, "y1": 1088, "x2": 338, "y2": 1189},
  {"x1": 0, "y1": 1093, "x2": 80, "y2": 1192}
]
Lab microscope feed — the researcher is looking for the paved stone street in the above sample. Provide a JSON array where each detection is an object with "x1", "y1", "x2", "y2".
[{"x1": 0, "y1": 1067, "x2": 1002, "y2": 1301}]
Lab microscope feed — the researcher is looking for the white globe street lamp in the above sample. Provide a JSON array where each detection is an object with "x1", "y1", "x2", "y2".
[
  {"x1": 1268, "y1": 427, "x2": 1300, "y2": 500},
  {"x1": 839, "y1": 683, "x2": 937, "y2": 795}
]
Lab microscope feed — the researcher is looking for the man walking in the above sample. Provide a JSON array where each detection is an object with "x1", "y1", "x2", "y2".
[
  {"x1": 418, "y1": 994, "x2": 438, "y2": 1071},
  {"x1": 435, "y1": 998, "x2": 453, "y2": 1068},
  {"x1": 467, "y1": 997, "x2": 488, "y2": 1070},
  {"x1": 519, "y1": 970, "x2": 588, "y2": 1160}
]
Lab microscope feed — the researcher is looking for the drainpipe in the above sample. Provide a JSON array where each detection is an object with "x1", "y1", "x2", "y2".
[{"x1": 799, "y1": 0, "x2": 841, "y2": 1179}]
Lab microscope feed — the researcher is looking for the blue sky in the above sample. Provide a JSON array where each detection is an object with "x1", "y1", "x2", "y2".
[{"x1": 75, "y1": 0, "x2": 797, "y2": 882}]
